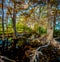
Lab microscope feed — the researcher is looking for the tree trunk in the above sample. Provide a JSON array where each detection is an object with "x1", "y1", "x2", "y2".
[
  {"x1": 2, "y1": 0, "x2": 5, "y2": 40},
  {"x1": 2, "y1": 0, "x2": 5, "y2": 53},
  {"x1": 53, "y1": 10, "x2": 57, "y2": 30},
  {"x1": 47, "y1": 2, "x2": 53, "y2": 40},
  {"x1": 6, "y1": 15, "x2": 8, "y2": 36},
  {"x1": 12, "y1": 1, "x2": 17, "y2": 39},
  {"x1": 6, "y1": 15, "x2": 8, "y2": 48}
]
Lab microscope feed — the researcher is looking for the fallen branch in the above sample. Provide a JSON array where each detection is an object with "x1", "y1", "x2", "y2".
[{"x1": 0, "y1": 56, "x2": 16, "y2": 62}]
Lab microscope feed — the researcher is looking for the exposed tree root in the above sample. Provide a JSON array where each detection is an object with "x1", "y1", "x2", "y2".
[
  {"x1": 50, "y1": 39, "x2": 60, "y2": 49},
  {"x1": 27, "y1": 40, "x2": 50, "y2": 62},
  {"x1": 27, "y1": 33, "x2": 60, "y2": 62}
]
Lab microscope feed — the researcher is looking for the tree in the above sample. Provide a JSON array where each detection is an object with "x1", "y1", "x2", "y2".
[{"x1": 2, "y1": 0, "x2": 5, "y2": 40}]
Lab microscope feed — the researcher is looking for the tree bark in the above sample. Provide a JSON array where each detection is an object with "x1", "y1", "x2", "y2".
[
  {"x1": 53, "y1": 9, "x2": 57, "y2": 30},
  {"x1": 47, "y1": 1, "x2": 53, "y2": 39},
  {"x1": 2, "y1": 0, "x2": 5, "y2": 40},
  {"x1": 12, "y1": 1, "x2": 17, "y2": 39}
]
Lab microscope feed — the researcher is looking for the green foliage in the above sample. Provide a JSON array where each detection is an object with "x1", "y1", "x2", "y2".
[
  {"x1": 16, "y1": 40, "x2": 24, "y2": 47},
  {"x1": 38, "y1": 27, "x2": 47, "y2": 35},
  {"x1": 53, "y1": 29, "x2": 60, "y2": 37},
  {"x1": 24, "y1": 26, "x2": 32, "y2": 32},
  {"x1": 16, "y1": 22, "x2": 32, "y2": 33},
  {"x1": 0, "y1": 23, "x2": 2, "y2": 34}
]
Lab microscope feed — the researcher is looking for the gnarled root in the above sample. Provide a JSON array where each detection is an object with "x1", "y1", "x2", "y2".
[{"x1": 27, "y1": 41, "x2": 50, "y2": 62}]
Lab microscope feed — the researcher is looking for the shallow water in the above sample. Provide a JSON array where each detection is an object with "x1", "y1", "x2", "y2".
[
  {"x1": 0, "y1": 40, "x2": 2, "y2": 44},
  {"x1": 0, "y1": 39, "x2": 10, "y2": 46}
]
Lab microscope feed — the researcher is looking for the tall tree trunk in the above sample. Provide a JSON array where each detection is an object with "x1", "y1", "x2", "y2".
[
  {"x1": 47, "y1": 1, "x2": 53, "y2": 40},
  {"x1": 2, "y1": 0, "x2": 5, "y2": 40},
  {"x1": 2, "y1": 0, "x2": 5, "y2": 53},
  {"x1": 6, "y1": 15, "x2": 8, "y2": 48},
  {"x1": 12, "y1": 1, "x2": 17, "y2": 48},
  {"x1": 6, "y1": 15, "x2": 8, "y2": 36},
  {"x1": 53, "y1": 10, "x2": 57, "y2": 30},
  {"x1": 12, "y1": 1, "x2": 16, "y2": 39}
]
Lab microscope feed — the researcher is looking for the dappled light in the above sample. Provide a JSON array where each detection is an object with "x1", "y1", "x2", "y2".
[{"x1": 0, "y1": 0, "x2": 60, "y2": 62}]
